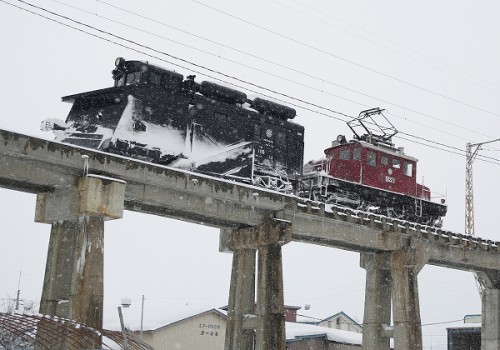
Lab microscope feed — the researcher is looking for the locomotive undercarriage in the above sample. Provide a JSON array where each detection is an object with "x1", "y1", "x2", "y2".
[{"x1": 300, "y1": 174, "x2": 444, "y2": 227}]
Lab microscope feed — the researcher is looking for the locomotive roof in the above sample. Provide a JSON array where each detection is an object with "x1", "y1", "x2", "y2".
[
  {"x1": 326, "y1": 140, "x2": 418, "y2": 162},
  {"x1": 122, "y1": 59, "x2": 183, "y2": 77}
]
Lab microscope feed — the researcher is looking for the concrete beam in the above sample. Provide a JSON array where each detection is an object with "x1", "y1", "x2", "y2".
[
  {"x1": 1, "y1": 130, "x2": 500, "y2": 272},
  {"x1": 37, "y1": 176, "x2": 125, "y2": 333},
  {"x1": 35, "y1": 175, "x2": 125, "y2": 223}
]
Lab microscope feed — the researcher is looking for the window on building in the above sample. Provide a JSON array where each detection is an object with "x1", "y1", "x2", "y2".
[
  {"x1": 367, "y1": 151, "x2": 376, "y2": 166},
  {"x1": 339, "y1": 149, "x2": 350, "y2": 160},
  {"x1": 353, "y1": 148, "x2": 361, "y2": 160},
  {"x1": 392, "y1": 159, "x2": 401, "y2": 169},
  {"x1": 404, "y1": 162, "x2": 413, "y2": 176},
  {"x1": 381, "y1": 155, "x2": 389, "y2": 166}
]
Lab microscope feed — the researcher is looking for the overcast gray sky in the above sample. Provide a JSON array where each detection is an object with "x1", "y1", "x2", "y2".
[{"x1": 1, "y1": 0, "x2": 499, "y2": 348}]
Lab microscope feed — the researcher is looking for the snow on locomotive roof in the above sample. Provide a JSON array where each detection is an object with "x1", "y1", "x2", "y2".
[{"x1": 117, "y1": 58, "x2": 297, "y2": 120}]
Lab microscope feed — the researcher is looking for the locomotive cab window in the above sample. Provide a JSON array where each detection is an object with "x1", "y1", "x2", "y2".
[
  {"x1": 276, "y1": 131, "x2": 286, "y2": 145},
  {"x1": 392, "y1": 159, "x2": 401, "y2": 169},
  {"x1": 367, "y1": 151, "x2": 376, "y2": 166},
  {"x1": 126, "y1": 71, "x2": 141, "y2": 85},
  {"x1": 404, "y1": 162, "x2": 413, "y2": 177},
  {"x1": 353, "y1": 147, "x2": 361, "y2": 160},
  {"x1": 381, "y1": 155, "x2": 389, "y2": 166},
  {"x1": 339, "y1": 149, "x2": 350, "y2": 160},
  {"x1": 149, "y1": 72, "x2": 162, "y2": 85}
]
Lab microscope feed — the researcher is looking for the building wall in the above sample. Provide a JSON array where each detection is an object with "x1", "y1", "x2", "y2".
[
  {"x1": 141, "y1": 312, "x2": 226, "y2": 350},
  {"x1": 447, "y1": 328, "x2": 481, "y2": 350},
  {"x1": 317, "y1": 316, "x2": 362, "y2": 334},
  {"x1": 287, "y1": 337, "x2": 361, "y2": 350}
]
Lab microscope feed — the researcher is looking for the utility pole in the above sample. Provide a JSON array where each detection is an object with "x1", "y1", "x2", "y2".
[
  {"x1": 118, "y1": 306, "x2": 129, "y2": 350},
  {"x1": 465, "y1": 138, "x2": 500, "y2": 236},
  {"x1": 140, "y1": 295, "x2": 144, "y2": 340},
  {"x1": 15, "y1": 271, "x2": 21, "y2": 311},
  {"x1": 465, "y1": 137, "x2": 500, "y2": 297}
]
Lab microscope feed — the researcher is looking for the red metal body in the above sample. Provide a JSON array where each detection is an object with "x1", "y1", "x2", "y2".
[{"x1": 318, "y1": 141, "x2": 430, "y2": 201}]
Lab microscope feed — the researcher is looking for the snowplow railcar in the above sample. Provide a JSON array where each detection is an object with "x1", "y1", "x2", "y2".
[{"x1": 47, "y1": 58, "x2": 304, "y2": 192}]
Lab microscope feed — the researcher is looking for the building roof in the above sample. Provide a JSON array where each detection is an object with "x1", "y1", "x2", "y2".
[
  {"x1": 320, "y1": 311, "x2": 363, "y2": 327},
  {"x1": 138, "y1": 308, "x2": 363, "y2": 345},
  {"x1": 298, "y1": 310, "x2": 362, "y2": 329},
  {"x1": 286, "y1": 322, "x2": 362, "y2": 345},
  {"x1": 144, "y1": 308, "x2": 227, "y2": 334}
]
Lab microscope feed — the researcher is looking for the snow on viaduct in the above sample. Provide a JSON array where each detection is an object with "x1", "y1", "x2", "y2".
[{"x1": 1, "y1": 129, "x2": 499, "y2": 350}]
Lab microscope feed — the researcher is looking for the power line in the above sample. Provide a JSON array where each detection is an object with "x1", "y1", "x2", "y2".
[
  {"x1": 270, "y1": 0, "x2": 500, "y2": 96},
  {"x1": 66, "y1": 0, "x2": 500, "y2": 146},
  {"x1": 190, "y1": 0, "x2": 500, "y2": 119},
  {"x1": 284, "y1": 0, "x2": 500, "y2": 93},
  {"x1": 422, "y1": 319, "x2": 463, "y2": 327},
  {"x1": 1, "y1": 0, "x2": 500, "y2": 168},
  {"x1": 46, "y1": 0, "x2": 497, "y2": 147},
  {"x1": 3, "y1": 0, "x2": 352, "y2": 121}
]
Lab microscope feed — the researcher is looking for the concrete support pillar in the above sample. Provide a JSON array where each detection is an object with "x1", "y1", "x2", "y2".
[
  {"x1": 361, "y1": 252, "x2": 392, "y2": 350},
  {"x1": 390, "y1": 247, "x2": 427, "y2": 350},
  {"x1": 221, "y1": 218, "x2": 291, "y2": 350},
  {"x1": 255, "y1": 241, "x2": 286, "y2": 350},
  {"x1": 477, "y1": 272, "x2": 500, "y2": 350},
  {"x1": 36, "y1": 175, "x2": 125, "y2": 333},
  {"x1": 39, "y1": 217, "x2": 105, "y2": 327},
  {"x1": 224, "y1": 236, "x2": 256, "y2": 350}
]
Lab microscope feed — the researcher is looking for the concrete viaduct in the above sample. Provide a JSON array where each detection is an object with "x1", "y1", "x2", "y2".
[{"x1": 1, "y1": 129, "x2": 499, "y2": 350}]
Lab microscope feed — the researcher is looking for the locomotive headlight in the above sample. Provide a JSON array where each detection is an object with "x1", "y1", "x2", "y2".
[{"x1": 115, "y1": 57, "x2": 125, "y2": 67}]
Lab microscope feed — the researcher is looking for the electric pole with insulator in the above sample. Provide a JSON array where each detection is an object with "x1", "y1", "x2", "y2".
[
  {"x1": 465, "y1": 138, "x2": 500, "y2": 236},
  {"x1": 465, "y1": 137, "x2": 500, "y2": 297}
]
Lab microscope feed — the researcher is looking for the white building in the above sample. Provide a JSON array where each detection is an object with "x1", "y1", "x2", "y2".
[{"x1": 131, "y1": 308, "x2": 363, "y2": 350}]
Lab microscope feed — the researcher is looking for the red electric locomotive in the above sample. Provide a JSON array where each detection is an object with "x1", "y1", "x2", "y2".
[{"x1": 300, "y1": 108, "x2": 447, "y2": 226}]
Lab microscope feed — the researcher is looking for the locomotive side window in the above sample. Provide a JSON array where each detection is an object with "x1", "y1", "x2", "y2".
[
  {"x1": 367, "y1": 151, "x2": 376, "y2": 166},
  {"x1": 276, "y1": 131, "x2": 286, "y2": 145},
  {"x1": 392, "y1": 159, "x2": 401, "y2": 169},
  {"x1": 353, "y1": 148, "x2": 361, "y2": 160},
  {"x1": 381, "y1": 155, "x2": 389, "y2": 166},
  {"x1": 254, "y1": 125, "x2": 261, "y2": 140},
  {"x1": 126, "y1": 72, "x2": 141, "y2": 85},
  {"x1": 339, "y1": 149, "x2": 350, "y2": 160},
  {"x1": 150, "y1": 72, "x2": 161, "y2": 85},
  {"x1": 404, "y1": 162, "x2": 413, "y2": 177}
]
